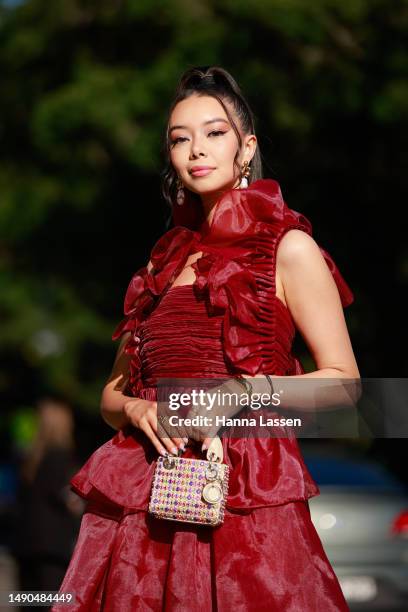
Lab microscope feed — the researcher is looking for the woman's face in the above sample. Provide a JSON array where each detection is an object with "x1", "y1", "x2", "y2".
[{"x1": 169, "y1": 94, "x2": 256, "y2": 198}]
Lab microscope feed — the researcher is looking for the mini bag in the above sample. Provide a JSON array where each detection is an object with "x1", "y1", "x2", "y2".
[{"x1": 148, "y1": 437, "x2": 229, "y2": 527}]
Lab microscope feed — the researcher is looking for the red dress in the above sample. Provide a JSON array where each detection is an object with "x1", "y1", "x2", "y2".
[{"x1": 54, "y1": 179, "x2": 353, "y2": 611}]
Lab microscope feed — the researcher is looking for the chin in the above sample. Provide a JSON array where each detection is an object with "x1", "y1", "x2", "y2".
[{"x1": 188, "y1": 177, "x2": 236, "y2": 196}]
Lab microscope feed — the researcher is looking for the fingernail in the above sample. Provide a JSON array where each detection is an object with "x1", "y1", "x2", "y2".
[
  {"x1": 171, "y1": 446, "x2": 178, "y2": 455},
  {"x1": 160, "y1": 449, "x2": 168, "y2": 456},
  {"x1": 201, "y1": 443, "x2": 207, "y2": 451},
  {"x1": 179, "y1": 444, "x2": 186, "y2": 451},
  {"x1": 183, "y1": 437, "x2": 188, "y2": 444}
]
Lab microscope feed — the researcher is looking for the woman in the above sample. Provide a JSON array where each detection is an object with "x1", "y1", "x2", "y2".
[{"x1": 54, "y1": 66, "x2": 359, "y2": 611}]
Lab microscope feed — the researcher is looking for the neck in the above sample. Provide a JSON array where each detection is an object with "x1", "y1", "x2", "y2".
[{"x1": 200, "y1": 176, "x2": 241, "y2": 225}]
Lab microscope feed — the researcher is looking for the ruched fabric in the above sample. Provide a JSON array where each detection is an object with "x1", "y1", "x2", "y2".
[
  {"x1": 54, "y1": 179, "x2": 351, "y2": 611},
  {"x1": 139, "y1": 285, "x2": 228, "y2": 381},
  {"x1": 112, "y1": 178, "x2": 353, "y2": 395}
]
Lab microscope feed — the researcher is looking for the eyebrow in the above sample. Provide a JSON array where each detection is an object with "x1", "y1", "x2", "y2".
[{"x1": 168, "y1": 118, "x2": 229, "y2": 134}]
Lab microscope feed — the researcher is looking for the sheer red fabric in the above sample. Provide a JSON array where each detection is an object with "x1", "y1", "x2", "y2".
[{"x1": 53, "y1": 179, "x2": 351, "y2": 611}]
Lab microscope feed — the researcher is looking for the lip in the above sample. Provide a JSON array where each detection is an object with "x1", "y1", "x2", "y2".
[{"x1": 190, "y1": 167, "x2": 215, "y2": 177}]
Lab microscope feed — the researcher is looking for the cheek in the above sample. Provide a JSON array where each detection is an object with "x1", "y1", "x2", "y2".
[
  {"x1": 213, "y1": 135, "x2": 238, "y2": 163},
  {"x1": 169, "y1": 149, "x2": 181, "y2": 169}
]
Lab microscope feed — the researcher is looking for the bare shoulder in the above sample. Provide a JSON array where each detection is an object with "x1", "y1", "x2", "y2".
[
  {"x1": 276, "y1": 229, "x2": 321, "y2": 266},
  {"x1": 275, "y1": 229, "x2": 331, "y2": 307},
  {"x1": 274, "y1": 230, "x2": 359, "y2": 378}
]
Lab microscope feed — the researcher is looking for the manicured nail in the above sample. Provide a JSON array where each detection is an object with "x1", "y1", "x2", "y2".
[
  {"x1": 171, "y1": 446, "x2": 178, "y2": 455},
  {"x1": 160, "y1": 449, "x2": 168, "y2": 456},
  {"x1": 179, "y1": 444, "x2": 186, "y2": 451},
  {"x1": 183, "y1": 437, "x2": 188, "y2": 444},
  {"x1": 201, "y1": 443, "x2": 207, "y2": 451}
]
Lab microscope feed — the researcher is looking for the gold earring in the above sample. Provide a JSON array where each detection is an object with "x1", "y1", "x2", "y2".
[{"x1": 240, "y1": 161, "x2": 251, "y2": 189}]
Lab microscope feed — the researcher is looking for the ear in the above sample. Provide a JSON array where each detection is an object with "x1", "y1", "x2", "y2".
[{"x1": 244, "y1": 134, "x2": 257, "y2": 163}]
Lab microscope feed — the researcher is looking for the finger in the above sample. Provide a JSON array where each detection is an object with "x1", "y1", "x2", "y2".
[
  {"x1": 201, "y1": 423, "x2": 222, "y2": 452},
  {"x1": 201, "y1": 436, "x2": 212, "y2": 452},
  {"x1": 163, "y1": 421, "x2": 189, "y2": 449},
  {"x1": 153, "y1": 414, "x2": 186, "y2": 454},
  {"x1": 139, "y1": 420, "x2": 169, "y2": 457},
  {"x1": 144, "y1": 405, "x2": 180, "y2": 455},
  {"x1": 154, "y1": 402, "x2": 189, "y2": 447},
  {"x1": 161, "y1": 436, "x2": 180, "y2": 456},
  {"x1": 153, "y1": 421, "x2": 179, "y2": 456},
  {"x1": 165, "y1": 416, "x2": 190, "y2": 444},
  {"x1": 172, "y1": 436, "x2": 188, "y2": 451}
]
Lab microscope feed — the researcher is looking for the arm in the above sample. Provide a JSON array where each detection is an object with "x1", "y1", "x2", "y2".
[
  {"x1": 101, "y1": 261, "x2": 187, "y2": 455},
  {"x1": 249, "y1": 230, "x2": 361, "y2": 409},
  {"x1": 277, "y1": 229, "x2": 360, "y2": 379},
  {"x1": 101, "y1": 333, "x2": 187, "y2": 454},
  {"x1": 101, "y1": 259, "x2": 155, "y2": 430},
  {"x1": 100, "y1": 331, "x2": 134, "y2": 431},
  {"x1": 196, "y1": 231, "x2": 361, "y2": 450}
]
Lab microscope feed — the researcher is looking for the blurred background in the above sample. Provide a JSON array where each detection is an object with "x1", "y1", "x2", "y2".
[{"x1": 0, "y1": 0, "x2": 407, "y2": 610}]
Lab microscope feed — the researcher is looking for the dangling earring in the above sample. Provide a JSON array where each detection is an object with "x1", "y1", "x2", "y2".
[
  {"x1": 176, "y1": 177, "x2": 185, "y2": 206},
  {"x1": 239, "y1": 161, "x2": 251, "y2": 189}
]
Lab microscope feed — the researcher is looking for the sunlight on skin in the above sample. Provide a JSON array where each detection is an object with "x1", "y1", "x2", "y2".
[{"x1": 168, "y1": 93, "x2": 257, "y2": 222}]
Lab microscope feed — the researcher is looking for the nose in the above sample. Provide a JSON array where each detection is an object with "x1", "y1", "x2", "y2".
[{"x1": 189, "y1": 136, "x2": 207, "y2": 159}]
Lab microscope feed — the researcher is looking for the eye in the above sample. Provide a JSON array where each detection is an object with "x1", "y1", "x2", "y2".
[
  {"x1": 170, "y1": 130, "x2": 226, "y2": 147},
  {"x1": 170, "y1": 136, "x2": 188, "y2": 146}
]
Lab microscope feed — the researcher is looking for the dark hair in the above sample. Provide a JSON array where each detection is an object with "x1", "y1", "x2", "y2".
[{"x1": 161, "y1": 66, "x2": 263, "y2": 224}]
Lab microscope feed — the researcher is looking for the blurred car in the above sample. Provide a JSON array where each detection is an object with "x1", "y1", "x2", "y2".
[{"x1": 303, "y1": 448, "x2": 408, "y2": 611}]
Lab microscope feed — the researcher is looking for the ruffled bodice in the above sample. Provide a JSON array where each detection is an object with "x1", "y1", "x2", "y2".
[
  {"x1": 70, "y1": 179, "x2": 354, "y2": 514},
  {"x1": 139, "y1": 284, "x2": 229, "y2": 384},
  {"x1": 111, "y1": 178, "x2": 353, "y2": 395}
]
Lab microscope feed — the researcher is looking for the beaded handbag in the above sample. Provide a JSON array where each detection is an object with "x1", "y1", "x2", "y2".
[{"x1": 148, "y1": 437, "x2": 229, "y2": 527}]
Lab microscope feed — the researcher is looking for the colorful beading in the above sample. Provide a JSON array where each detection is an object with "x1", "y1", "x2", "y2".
[{"x1": 149, "y1": 455, "x2": 229, "y2": 526}]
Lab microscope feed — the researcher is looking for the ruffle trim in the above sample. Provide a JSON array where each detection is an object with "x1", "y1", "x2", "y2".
[
  {"x1": 69, "y1": 428, "x2": 320, "y2": 512},
  {"x1": 112, "y1": 227, "x2": 200, "y2": 394},
  {"x1": 112, "y1": 179, "x2": 354, "y2": 389}
]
